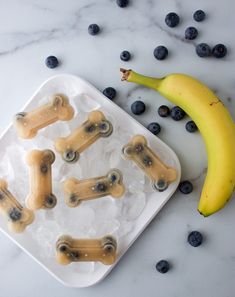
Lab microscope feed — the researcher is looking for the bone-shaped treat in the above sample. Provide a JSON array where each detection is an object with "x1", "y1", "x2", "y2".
[
  {"x1": 13, "y1": 94, "x2": 74, "y2": 139},
  {"x1": 56, "y1": 235, "x2": 117, "y2": 265},
  {"x1": 55, "y1": 110, "x2": 113, "y2": 163},
  {"x1": 122, "y1": 135, "x2": 177, "y2": 191},
  {"x1": 26, "y1": 149, "x2": 57, "y2": 210},
  {"x1": 0, "y1": 179, "x2": 34, "y2": 233},
  {"x1": 63, "y1": 169, "x2": 125, "y2": 207}
]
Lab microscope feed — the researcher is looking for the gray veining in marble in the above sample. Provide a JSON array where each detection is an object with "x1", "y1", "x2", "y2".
[{"x1": 0, "y1": 0, "x2": 234, "y2": 296}]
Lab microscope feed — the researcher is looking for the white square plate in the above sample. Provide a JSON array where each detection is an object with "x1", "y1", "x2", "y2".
[{"x1": 0, "y1": 74, "x2": 181, "y2": 287}]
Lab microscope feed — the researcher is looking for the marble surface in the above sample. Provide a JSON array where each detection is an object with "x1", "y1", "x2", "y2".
[{"x1": 0, "y1": 0, "x2": 235, "y2": 296}]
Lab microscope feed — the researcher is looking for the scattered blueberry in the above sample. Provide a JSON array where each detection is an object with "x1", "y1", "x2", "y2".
[
  {"x1": 170, "y1": 106, "x2": 185, "y2": 121},
  {"x1": 45, "y1": 56, "x2": 59, "y2": 69},
  {"x1": 185, "y1": 27, "x2": 198, "y2": 40},
  {"x1": 196, "y1": 43, "x2": 211, "y2": 57},
  {"x1": 185, "y1": 120, "x2": 198, "y2": 133},
  {"x1": 158, "y1": 105, "x2": 170, "y2": 117},
  {"x1": 103, "y1": 87, "x2": 116, "y2": 100},
  {"x1": 179, "y1": 181, "x2": 193, "y2": 194},
  {"x1": 147, "y1": 122, "x2": 161, "y2": 135},
  {"x1": 193, "y1": 10, "x2": 206, "y2": 22},
  {"x1": 156, "y1": 260, "x2": 170, "y2": 273},
  {"x1": 88, "y1": 24, "x2": 100, "y2": 35},
  {"x1": 153, "y1": 46, "x2": 168, "y2": 60},
  {"x1": 165, "y1": 12, "x2": 180, "y2": 28},
  {"x1": 188, "y1": 231, "x2": 203, "y2": 247},
  {"x1": 131, "y1": 100, "x2": 146, "y2": 115},
  {"x1": 120, "y1": 50, "x2": 131, "y2": 61},
  {"x1": 116, "y1": 0, "x2": 129, "y2": 7},
  {"x1": 212, "y1": 44, "x2": 227, "y2": 58}
]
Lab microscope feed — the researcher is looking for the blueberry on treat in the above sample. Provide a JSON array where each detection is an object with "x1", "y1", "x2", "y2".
[{"x1": 9, "y1": 208, "x2": 22, "y2": 221}]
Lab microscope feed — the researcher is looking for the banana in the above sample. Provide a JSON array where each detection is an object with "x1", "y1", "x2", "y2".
[{"x1": 120, "y1": 68, "x2": 235, "y2": 217}]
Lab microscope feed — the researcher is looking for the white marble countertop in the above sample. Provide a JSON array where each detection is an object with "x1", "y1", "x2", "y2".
[{"x1": 0, "y1": 0, "x2": 235, "y2": 296}]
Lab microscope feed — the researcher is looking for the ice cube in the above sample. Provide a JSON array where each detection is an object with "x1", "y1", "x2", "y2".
[
  {"x1": 0, "y1": 153, "x2": 14, "y2": 181},
  {"x1": 72, "y1": 262, "x2": 95, "y2": 274},
  {"x1": 43, "y1": 121, "x2": 71, "y2": 140},
  {"x1": 122, "y1": 192, "x2": 146, "y2": 221},
  {"x1": 88, "y1": 219, "x2": 120, "y2": 237},
  {"x1": 74, "y1": 93, "x2": 101, "y2": 113}
]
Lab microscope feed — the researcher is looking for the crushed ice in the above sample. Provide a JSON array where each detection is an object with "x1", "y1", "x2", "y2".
[{"x1": 0, "y1": 91, "x2": 162, "y2": 275}]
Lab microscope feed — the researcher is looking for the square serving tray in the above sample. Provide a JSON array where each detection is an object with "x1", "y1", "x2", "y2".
[{"x1": 0, "y1": 74, "x2": 181, "y2": 287}]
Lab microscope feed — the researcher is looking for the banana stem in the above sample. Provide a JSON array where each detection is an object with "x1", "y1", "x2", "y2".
[{"x1": 120, "y1": 68, "x2": 162, "y2": 90}]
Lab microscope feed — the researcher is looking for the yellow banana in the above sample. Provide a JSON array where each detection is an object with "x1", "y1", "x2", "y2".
[{"x1": 120, "y1": 68, "x2": 235, "y2": 216}]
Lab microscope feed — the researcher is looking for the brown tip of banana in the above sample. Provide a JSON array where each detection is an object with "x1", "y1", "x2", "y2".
[
  {"x1": 198, "y1": 209, "x2": 209, "y2": 217},
  {"x1": 120, "y1": 68, "x2": 131, "y2": 81}
]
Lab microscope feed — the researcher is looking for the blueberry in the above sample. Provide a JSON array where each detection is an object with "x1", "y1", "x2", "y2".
[
  {"x1": 88, "y1": 24, "x2": 100, "y2": 35},
  {"x1": 212, "y1": 44, "x2": 227, "y2": 58},
  {"x1": 156, "y1": 260, "x2": 170, "y2": 273},
  {"x1": 45, "y1": 56, "x2": 59, "y2": 69},
  {"x1": 131, "y1": 101, "x2": 146, "y2": 115},
  {"x1": 153, "y1": 46, "x2": 168, "y2": 60},
  {"x1": 116, "y1": 0, "x2": 129, "y2": 7},
  {"x1": 165, "y1": 12, "x2": 180, "y2": 28},
  {"x1": 103, "y1": 87, "x2": 116, "y2": 100},
  {"x1": 179, "y1": 181, "x2": 193, "y2": 194},
  {"x1": 143, "y1": 155, "x2": 153, "y2": 166},
  {"x1": 9, "y1": 208, "x2": 22, "y2": 222},
  {"x1": 120, "y1": 50, "x2": 131, "y2": 61},
  {"x1": 147, "y1": 122, "x2": 161, "y2": 135},
  {"x1": 170, "y1": 106, "x2": 185, "y2": 121},
  {"x1": 95, "y1": 182, "x2": 107, "y2": 192},
  {"x1": 185, "y1": 27, "x2": 198, "y2": 40},
  {"x1": 185, "y1": 121, "x2": 198, "y2": 133},
  {"x1": 196, "y1": 43, "x2": 211, "y2": 57},
  {"x1": 188, "y1": 231, "x2": 203, "y2": 247},
  {"x1": 193, "y1": 10, "x2": 206, "y2": 22},
  {"x1": 158, "y1": 105, "x2": 170, "y2": 117}
]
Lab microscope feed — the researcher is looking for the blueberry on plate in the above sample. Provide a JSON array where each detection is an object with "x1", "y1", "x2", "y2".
[
  {"x1": 147, "y1": 122, "x2": 161, "y2": 135},
  {"x1": 185, "y1": 27, "x2": 198, "y2": 40},
  {"x1": 103, "y1": 87, "x2": 116, "y2": 100},
  {"x1": 131, "y1": 100, "x2": 146, "y2": 115},
  {"x1": 188, "y1": 231, "x2": 203, "y2": 247},
  {"x1": 212, "y1": 44, "x2": 227, "y2": 58},
  {"x1": 116, "y1": 0, "x2": 129, "y2": 7},
  {"x1": 120, "y1": 50, "x2": 131, "y2": 61},
  {"x1": 88, "y1": 24, "x2": 100, "y2": 35},
  {"x1": 158, "y1": 105, "x2": 170, "y2": 117},
  {"x1": 153, "y1": 46, "x2": 168, "y2": 60},
  {"x1": 196, "y1": 43, "x2": 211, "y2": 57},
  {"x1": 156, "y1": 260, "x2": 170, "y2": 273},
  {"x1": 170, "y1": 106, "x2": 185, "y2": 121},
  {"x1": 193, "y1": 10, "x2": 206, "y2": 22},
  {"x1": 165, "y1": 12, "x2": 180, "y2": 28},
  {"x1": 179, "y1": 181, "x2": 193, "y2": 194},
  {"x1": 185, "y1": 120, "x2": 198, "y2": 133},
  {"x1": 45, "y1": 56, "x2": 59, "y2": 69}
]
